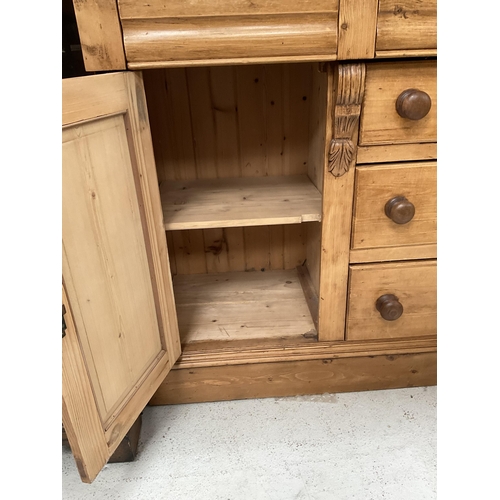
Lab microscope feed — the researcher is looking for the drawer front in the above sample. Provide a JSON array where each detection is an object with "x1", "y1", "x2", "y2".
[
  {"x1": 376, "y1": 0, "x2": 437, "y2": 54},
  {"x1": 347, "y1": 261, "x2": 436, "y2": 341},
  {"x1": 359, "y1": 61, "x2": 436, "y2": 146},
  {"x1": 352, "y1": 162, "x2": 436, "y2": 250},
  {"x1": 118, "y1": 0, "x2": 339, "y2": 67}
]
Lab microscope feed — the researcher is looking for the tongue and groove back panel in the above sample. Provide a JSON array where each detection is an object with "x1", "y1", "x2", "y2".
[{"x1": 142, "y1": 63, "x2": 325, "y2": 277}]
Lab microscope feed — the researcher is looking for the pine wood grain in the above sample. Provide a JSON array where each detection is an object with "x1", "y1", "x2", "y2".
[
  {"x1": 121, "y1": 14, "x2": 338, "y2": 64},
  {"x1": 62, "y1": 286, "x2": 108, "y2": 483},
  {"x1": 375, "y1": 49, "x2": 437, "y2": 58},
  {"x1": 376, "y1": 0, "x2": 437, "y2": 52},
  {"x1": 143, "y1": 64, "x2": 322, "y2": 277},
  {"x1": 203, "y1": 228, "x2": 231, "y2": 274},
  {"x1": 160, "y1": 175, "x2": 322, "y2": 230},
  {"x1": 305, "y1": 221, "x2": 322, "y2": 294},
  {"x1": 307, "y1": 64, "x2": 328, "y2": 192},
  {"x1": 338, "y1": 0, "x2": 378, "y2": 59},
  {"x1": 62, "y1": 73, "x2": 181, "y2": 482},
  {"x1": 62, "y1": 72, "x2": 127, "y2": 125},
  {"x1": 72, "y1": 0, "x2": 126, "y2": 71},
  {"x1": 243, "y1": 226, "x2": 274, "y2": 272},
  {"x1": 129, "y1": 55, "x2": 339, "y2": 70},
  {"x1": 173, "y1": 269, "x2": 316, "y2": 343},
  {"x1": 63, "y1": 115, "x2": 162, "y2": 420},
  {"x1": 318, "y1": 63, "x2": 365, "y2": 341},
  {"x1": 350, "y1": 244, "x2": 437, "y2": 264},
  {"x1": 352, "y1": 162, "x2": 437, "y2": 250},
  {"x1": 171, "y1": 230, "x2": 207, "y2": 275},
  {"x1": 118, "y1": 0, "x2": 338, "y2": 18},
  {"x1": 296, "y1": 265, "x2": 319, "y2": 330},
  {"x1": 236, "y1": 65, "x2": 267, "y2": 177},
  {"x1": 284, "y1": 224, "x2": 308, "y2": 270},
  {"x1": 175, "y1": 336, "x2": 436, "y2": 368},
  {"x1": 151, "y1": 352, "x2": 437, "y2": 404},
  {"x1": 359, "y1": 61, "x2": 436, "y2": 146},
  {"x1": 305, "y1": 67, "x2": 327, "y2": 295},
  {"x1": 283, "y1": 64, "x2": 314, "y2": 176},
  {"x1": 356, "y1": 143, "x2": 437, "y2": 164},
  {"x1": 186, "y1": 68, "x2": 219, "y2": 179},
  {"x1": 158, "y1": 314, "x2": 436, "y2": 384},
  {"x1": 143, "y1": 64, "x2": 316, "y2": 183},
  {"x1": 226, "y1": 227, "x2": 247, "y2": 271},
  {"x1": 168, "y1": 224, "x2": 309, "y2": 276},
  {"x1": 120, "y1": 6, "x2": 338, "y2": 67},
  {"x1": 125, "y1": 70, "x2": 182, "y2": 365},
  {"x1": 346, "y1": 261, "x2": 437, "y2": 341}
]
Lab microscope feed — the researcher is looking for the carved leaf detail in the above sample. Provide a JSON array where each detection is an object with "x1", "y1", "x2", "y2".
[{"x1": 328, "y1": 139, "x2": 354, "y2": 177}]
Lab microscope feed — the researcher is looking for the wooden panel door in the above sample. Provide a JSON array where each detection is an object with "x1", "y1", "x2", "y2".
[{"x1": 62, "y1": 72, "x2": 181, "y2": 483}]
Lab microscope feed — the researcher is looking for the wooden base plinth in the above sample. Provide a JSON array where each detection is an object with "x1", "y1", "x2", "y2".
[{"x1": 150, "y1": 351, "x2": 436, "y2": 405}]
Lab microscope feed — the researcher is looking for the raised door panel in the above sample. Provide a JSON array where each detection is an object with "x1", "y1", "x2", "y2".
[{"x1": 62, "y1": 72, "x2": 181, "y2": 483}]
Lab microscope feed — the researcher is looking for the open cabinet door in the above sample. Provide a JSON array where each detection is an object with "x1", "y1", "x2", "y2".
[{"x1": 62, "y1": 72, "x2": 181, "y2": 483}]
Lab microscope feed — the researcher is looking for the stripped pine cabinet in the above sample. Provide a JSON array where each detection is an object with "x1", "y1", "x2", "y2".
[{"x1": 64, "y1": 0, "x2": 437, "y2": 483}]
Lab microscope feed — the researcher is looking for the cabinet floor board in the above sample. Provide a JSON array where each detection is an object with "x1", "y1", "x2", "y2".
[{"x1": 173, "y1": 268, "x2": 316, "y2": 343}]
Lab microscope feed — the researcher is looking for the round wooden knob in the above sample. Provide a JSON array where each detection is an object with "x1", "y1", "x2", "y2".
[
  {"x1": 376, "y1": 294, "x2": 403, "y2": 321},
  {"x1": 396, "y1": 89, "x2": 432, "y2": 120},
  {"x1": 384, "y1": 196, "x2": 415, "y2": 224}
]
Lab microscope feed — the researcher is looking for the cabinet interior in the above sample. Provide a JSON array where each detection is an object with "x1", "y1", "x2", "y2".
[{"x1": 143, "y1": 62, "x2": 327, "y2": 346}]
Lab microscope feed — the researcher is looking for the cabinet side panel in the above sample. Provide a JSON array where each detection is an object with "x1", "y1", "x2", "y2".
[{"x1": 306, "y1": 66, "x2": 328, "y2": 293}]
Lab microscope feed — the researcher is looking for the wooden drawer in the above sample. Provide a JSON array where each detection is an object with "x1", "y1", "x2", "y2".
[
  {"x1": 359, "y1": 61, "x2": 436, "y2": 146},
  {"x1": 352, "y1": 162, "x2": 436, "y2": 250},
  {"x1": 347, "y1": 261, "x2": 436, "y2": 341},
  {"x1": 117, "y1": 0, "x2": 339, "y2": 68},
  {"x1": 376, "y1": 0, "x2": 437, "y2": 56}
]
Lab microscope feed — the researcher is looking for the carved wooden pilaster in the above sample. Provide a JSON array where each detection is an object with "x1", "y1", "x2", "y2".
[{"x1": 328, "y1": 64, "x2": 366, "y2": 177}]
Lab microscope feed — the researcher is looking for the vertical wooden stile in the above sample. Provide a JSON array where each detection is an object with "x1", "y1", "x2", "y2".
[
  {"x1": 72, "y1": 0, "x2": 126, "y2": 71},
  {"x1": 306, "y1": 64, "x2": 329, "y2": 294},
  {"x1": 318, "y1": 63, "x2": 366, "y2": 341},
  {"x1": 338, "y1": 0, "x2": 379, "y2": 59}
]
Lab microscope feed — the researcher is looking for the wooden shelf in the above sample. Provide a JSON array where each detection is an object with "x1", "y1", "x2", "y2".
[
  {"x1": 173, "y1": 268, "x2": 316, "y2": 344},
  {"x1": 160, "y1": 175, "x2": 322, "y2": 230}
]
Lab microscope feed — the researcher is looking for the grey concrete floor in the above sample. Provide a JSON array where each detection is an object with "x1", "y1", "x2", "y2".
[{"x1": 62, "y1": 386, "x2": 436, "y2": 500}]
